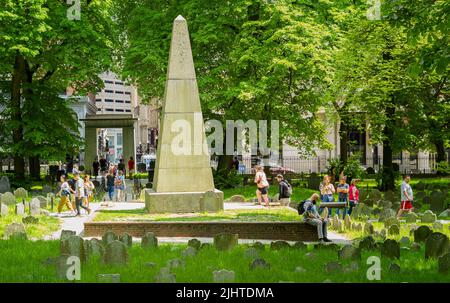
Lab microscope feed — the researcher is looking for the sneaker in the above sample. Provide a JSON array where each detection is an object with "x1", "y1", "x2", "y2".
[
  {"x1": 323, "y1": 237, "x2": 332, "y2": 243},
  {"x1": 319, "y1": 238, "x2": 325, "y2": 243},
  {"x1": 87, "y1": 208, "x2": 92, "y2": 215}
]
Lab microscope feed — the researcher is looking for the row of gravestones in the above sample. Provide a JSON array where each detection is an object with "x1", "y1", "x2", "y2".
[
  {"x1": 0, "y1": 198, "x2": 44, "y2": 219},
  {"x1": 0, "y1": 176, "x2": 57, "y2": 195}
]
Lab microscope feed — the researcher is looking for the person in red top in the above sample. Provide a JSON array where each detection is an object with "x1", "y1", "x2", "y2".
[
  {"x1": 346, "y1": 179, "x2": 359, "y2": 216},
  {"x1": 128, "y1": 156, "x2": 135, "y2": 179}
]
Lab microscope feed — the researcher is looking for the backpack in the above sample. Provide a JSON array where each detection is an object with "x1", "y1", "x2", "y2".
[
  {"x1": 297, "y1": 200, "x2": 308, "y2": 215},
  {"x1": 284, "y1": 180, "x2": 292, "y2": 197}
]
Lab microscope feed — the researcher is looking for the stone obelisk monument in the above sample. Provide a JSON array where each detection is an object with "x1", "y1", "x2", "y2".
[{"x1": 145, "y1": 15, "x2": 224, "y2": 213}]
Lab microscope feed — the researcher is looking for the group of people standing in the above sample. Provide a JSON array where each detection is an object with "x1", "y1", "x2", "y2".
[{"x1": 56, "y1": 173, "x2": 94, "y2": 217}]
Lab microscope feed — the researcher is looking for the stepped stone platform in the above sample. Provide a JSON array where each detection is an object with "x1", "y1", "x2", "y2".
[{"x1": 84, "y1": 221, "x2": 319, "y2": 241}]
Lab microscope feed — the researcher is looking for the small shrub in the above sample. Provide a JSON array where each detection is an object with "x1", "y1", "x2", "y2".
[{"x1": 213, "y1": 168, "x2": 243, "y2": 189}]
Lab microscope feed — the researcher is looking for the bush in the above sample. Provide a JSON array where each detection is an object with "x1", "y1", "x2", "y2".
[
  {"x1": 366, "y1": 167, "x2": 375, "y2": 175},
  {"x1": 213, "y1": 168, "x2": 243, "y2": 190},
  {"x1": 343, "y1": 153, "x2": 365, "y2": 181}
]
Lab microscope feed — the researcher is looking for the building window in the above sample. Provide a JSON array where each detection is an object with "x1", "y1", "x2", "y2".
[
  {"x1": 115, "y1": 81, "x2": 123, "y2": 85},
  {"x1": 105, "y1": 89, "x2": 114, "y2": 93},
  {"x1": 117, "y1": 133, "x2": 123, "y2": 146},
  {"x1": 115, "y1": 91, "x2": 124, "y2": 94},
  {"x1": 105, "y1": 80, "x2": 114, "y2": 84},
  {"x1": 116, "y1": 100, "x2": 124, "y2": 103},
  {"x1": 105, "y1": 108, "x2": 114, "y2": 112},
  {"x1": 125, "y1": 109, "x2": 131, "y2": 112},
  {"x1": 95, "y1": 98, "x2": 101, "y2": 102},
  {"x1": 105, "y1": 99, "x2": 114, "y2": 103},
  {"x1": 125, "y1": 100, "x2": 131, "y2": 104},
  {"x1": 125, "y1": 92, "x2": 131, "y2": 95},
  {"x1": 115, "y1": 109, "x2": 124, "y2": 112},
  {"x1": 97, "y1": 108, "x2": 102, "y2": 111}
]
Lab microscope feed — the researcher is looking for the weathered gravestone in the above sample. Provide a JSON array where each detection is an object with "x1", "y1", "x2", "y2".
[
  {"x1": 252, "y1": 241, "x2": 265, "y2": 251},
  {"x1": 389, "y1": 263, "x2": 401, "y2": 274},
  {"x1": 141, "y1": 232, "x2": 158, "y2": 248},
  {"x1": 167, "y1": 258, "x2": 185, "y2": 270},
  {"x1": 384, "y1": 190, "x2": 396, "y2": 202},
  {"x1": 414, "y1": 225, "x2": 433, "y2": 243},
  {"x1": 1, "y1": 192, "x2": 16, "y2": 206},
  {"x1": 425, "y1": 232, "x2": 449, "y2": 259},
  {"x1": 370, "y1": 189, "x2": 382, "y2": 201},
  {"x1": 249, "y1": 258, "x2": 270, "y2": 270},
  {"x1": 0, "y1": 203, "x2": 8, "y2": 217},
  {"x1": 15, "y1": 203, "x2": 25, "y2": 216},
  {"x1": 42, "y1": 185, "x2": 53, "y2": 195},
  {"x1": 86, "y1": 238, "x2": 105, "y2": 258},
  {"x1": 35, "y1": 196, "x2": 48, "y2": 209},
  {"x1": 270, "y1": 241, "x2": 291, "y2": 250},
  {"x1": 364, "y1": 222, "x2": 374, "y2": 235},
  {"x1": 102, "y1": 231, "x2": 118, "y2": 246},
  {"x1": 325, "y1": 261, "x2": 342, "y2": 273},
  {"x1": 155, "y1": 267, "x2": 176, "y2": 283},
  {"x1": 214, "y1": 233, "x2": 238, "y2": 251},
  {"x1": 438, "y1": 253, "x2": 450, "y2": 274},
  {"x1": 97, "y1": 274, "x2": 120, "y2": 283},
  {"x1": 30, "y1": 198, "x2": 41, "y2": 216},
  {"x1": 14, "y1": 187, "x2": 28, "y2": 200},
  {"x1": 187, "y1": 238, "x2": 201, "y2": 250},
  {"x1": 213, "y1": 269, "x2": 235, "y2": 283},
  {"x1": 388, "y1": 224, "x2": 400, "y2": 235},
  {"x1": 344, "y1": 215, "x2": 352, "y2": 231},
  {"x1": 421, "y1": 210, "x2": 437, "y2": 223},
  {"x1": 60, "y1": 230, "x2": 76, "y2": 242},
  {"x1": 399, "y1": 237, "x2": 410, "y2": 246},
  {"x1": 381, "y1": 239, "x2": 400, "y2": 259},
  {"x1": 438, "y1": 209, "x2": 450, "y2": 218},
  {"x1": 22, "y1": 216, "x2": 39, "y2": 224},
  {"x1": 379, "y1": 209, "x2": 397, "y2": 222},
  {"x1": 430, "y1": 192, "x2": 445, "y2": 213},
  {"x1": 244, "y1": 247, "x2": 260, "y2": 259},
  {"x1": 4, "y1": 222, "x2": 27, "y2": 240},
  {"x1": 0, "y1": 176, "x2": 11, "y2": 193},
  {"x1": 321, "y1": 207, "x2": 329, "y2": 219},
  {"x1": 338, "y1": 245, "x2": 361, "y2": 261},
  {"x1": 61, "y1": 235, "x2": 86, "y2": 262},
  {"x1": 379, "y1": 200, "x2": 392, "y2": 209},
  {"x1": 103, "y1": 240, "x2": 129, "y2": 265},
  {"x1": 405, "y1": 212, "x2": 418, "y2": 223},
  {"x1": 182, "y1": 246, "x2": 197, "y2": 258},
  {"x1": 359, "y1": 236, "x2": 376, "y2": 250},
  {"x1": 119, "y1": 233, "x2": 133, "y2": 248}
]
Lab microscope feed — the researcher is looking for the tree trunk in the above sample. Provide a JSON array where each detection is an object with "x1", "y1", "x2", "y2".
[
  {"x1": 339, "y1": 119, "x2": 348, "y2": 165},
  {"x1": 434, "y1": 139, "x2": 447, "y2": 176},
  {"x1": 29, "y1": 156, "x2": 41, "y2": 180},
  {"x1": 381, "y1": 106, "x2": 395, "y2": 191},
  {"x1": 11, "y1": 53, "x2": 26, "y2": 180}
]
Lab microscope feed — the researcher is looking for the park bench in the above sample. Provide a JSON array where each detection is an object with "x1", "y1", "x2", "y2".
[{"x1": 319, "y1": 202, "x2": 347, "y2": 209}]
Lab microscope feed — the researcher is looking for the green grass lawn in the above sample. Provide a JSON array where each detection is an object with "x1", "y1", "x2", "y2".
[
  {"x1": 0, "y1": 238, "x2": 448, "y2": 283},
  {"x1": 93, "y1": 207, "x2": 301, "y2": 222},
  {"x1": 0, "y1": 205, "x2": 61, "y2": 239}
]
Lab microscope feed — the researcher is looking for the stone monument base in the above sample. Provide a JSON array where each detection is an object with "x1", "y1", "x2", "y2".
[{"x1": 145, "y1": 189, "x2": 224, "y2": 213}]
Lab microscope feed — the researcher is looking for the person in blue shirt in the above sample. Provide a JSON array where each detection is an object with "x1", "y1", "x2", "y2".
[
  {"x1": 303, "y1": 193, "x2": 332, "y2": 243},
  {"x1": 336, "y1": 175, "x2": 349, "y2": 219}
]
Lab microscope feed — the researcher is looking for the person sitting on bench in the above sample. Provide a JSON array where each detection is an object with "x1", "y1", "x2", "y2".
[{"x1": 303, "y1": 193, "x2": 332, "y2": 243}]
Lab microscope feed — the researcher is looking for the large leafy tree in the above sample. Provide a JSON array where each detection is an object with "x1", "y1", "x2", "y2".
[
  {"x1": 113, "y1": 0, "x2": 334, "y2": 168},
  {"x1": 0, "y1": 0, "x2": 115, "y2": 180}
]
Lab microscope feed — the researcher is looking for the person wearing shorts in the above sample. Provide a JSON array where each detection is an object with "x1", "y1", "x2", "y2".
[
  {"x1": 397, "y1": 175, "x2": 413, "y2": 219},
  {"x1": 254, "y1": 166, "x2": 270, "y2": 207}
]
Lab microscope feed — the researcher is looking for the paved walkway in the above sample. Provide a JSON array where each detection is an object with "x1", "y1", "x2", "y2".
[{"x1": 45, "y1": 200, "x2": 351, "y2": 244}]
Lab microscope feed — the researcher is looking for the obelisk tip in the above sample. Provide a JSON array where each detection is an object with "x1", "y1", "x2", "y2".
[{"x1": 175, "y1": 15, "x2": 185, "y2": 21}]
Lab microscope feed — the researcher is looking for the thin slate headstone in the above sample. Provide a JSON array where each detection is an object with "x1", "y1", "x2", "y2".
[
  {"x1": 325, "y1": 261, "x2": 343, "y2": 273},
  {"x1": 425, "y1": 232, "x2": 449, "y2": 259},
  {"x1": 214, "y1": 233, "x2": 238, "y2": 251},
  {"x1": 97, "y1": 274, "x2": 120, "y2": 283},
  {"x1": 167, "y1": 258, "x2": 185, "y2": 270},
  {"x1": 270, "y1": 241, "x2": 291, "y2": 250},
  {"x1": 119, "y1": 233, "x2": 133, "y2": 248},
  {"x1": 35, "y1": 195, "x2": 48, "y2": 208},
  {"x1": 61, "y1": 235, "x2": 86, "y2": 262},
  {"x1": 338, "y1": 245, "x2": 361, "y2": 261},
  {"x1": 249, "y1": 258, "x2": 270, "y2": 270},
  {"x1": 384, "y1": 217, "x2": 399, "y2": 228},
  {"x1": 30, "y1": 198, "x2": 41, "y2": 216},
  {"x1": 213, "y1": 269, "x2": 235, "y2": 283},
  {"x1": 0, "y1": 203, "x2": 8, "y2": 217},
  {"x1": 388, "y1": 224, "x2": 400, "y2": 235},
  {"x1": 155, "y1": 267, "x2": 176, "y2": 283},
  {"x1": 4, "y1": 222, "x2": 27, "y2": 240},
  {"x1": 244, "y1": 247, "x2": 260, "y2": 259},
  {"x1": 405, "y1": 212, "x2": 418, "y2": 223},
  {"x1": 421, "y1": 210, "x2": 437, "y2": 223},
  {"x1": 414, "y1": 225, "x2": 433, "y2": 243},
  {"x1": 229, "y1": 195, "x2": 246, "y2": 202},
  {"x1": 181, "y1": 246, "x2": 197, "y2": 258},
  {"x1": 1, "y1": 192, "x2": 16, "y2": 206},
  {"x1": 103, "y1": 240, "x2": 129, "y2": 265},
  {"x1": 187, "y1": 238, "x2": 201, "y2": 250},
  {"x1": 102, "y1": 231, "x2": 118, "y2": 246},
  {"x1": 0, "y1": 176, "x2": 11, "y2": 193},
  {"x1": 381, "y1": 239, "x2": 400, "y2": 259},
  {"x1": 359, "y1": 236, "x2": 376, "y2": 250},
  {"x1": 141, "y1": 232, "x2": 158, "y2": 248},
  {"x1": 389, "y1": 263, "x2": 401, "y2": 274},
  {"x1": 364, "y1": 222, "x2": 374, "y2": 235},
  {"x1": 344, "y1": 215, "x2": 352, "y2": 231},
  {"x1": 15, "y1": 203, "x2": 25, "y2": 216},
  {"x1": 438, "y1": 253, "x2": 450, "y2": 274},
  {"x1": 86, "y1": 239, "x2": 104, "y2": 258},
  {"x1": 432, "y1": 221, "x2": 443, "y2": 231}
]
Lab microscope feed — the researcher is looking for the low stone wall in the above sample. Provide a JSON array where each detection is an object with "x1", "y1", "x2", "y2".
[{"x1": 84, "y1": 221, "x2": 319, "y2": 241}]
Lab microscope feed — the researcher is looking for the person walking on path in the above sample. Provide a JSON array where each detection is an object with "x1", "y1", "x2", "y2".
[
  {"x1": 336, "y1": 175, "x2": 349, "y2": 219},
  {"x1": 346, "y1": 179, "x2": 359, "y2": 216},
  {"x1": 276, "y1": 174, "x2": 292, "y2": 206},
  {"x1": 254, "y1": 165, "x2": 270, "y2": 207},
  {"x1": 99, "y1": 156, "x2": 107, "y2": 173},
  {"x1": 302, "y1": 193, "x2": 332, "y2": 243},
  {"x1": 118, "y1": 159, "x2": 126, "y2": 175},
  {"x1": 56, "y1": 175, "x2": 75, "y2": 215},
  {"x1": 128, "y1": 157, "x2": 135, "y2": 179},
  {"x1": 83, "y1": 175, "x2": 95, "y2": 207},
  {"x1": 74, "y1": 173, "x2": 91, "y2": 216},
  {"x1": 319, "y1": 175, "x2": 335, "y2": 217},
  {"x1": 92, "y1": 158, "x2": 100, "y2": 178},
  {"x1": 106, "y1": 170, "x2": 116, "y2": 201},
  {"x1": 115, "y1": 170, "x2": 126, "y2": 202},
  {"x1": 397, "y1": 175, "x2": 414, "y2": 219}
]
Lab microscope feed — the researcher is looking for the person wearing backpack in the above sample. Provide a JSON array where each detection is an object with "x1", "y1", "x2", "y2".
[
  {"x1": 276, "y1": 174, "x2": 292, "y2": 206},
  {"x1": 300, "y1": 193, "x2": 332, "y2": 243}
]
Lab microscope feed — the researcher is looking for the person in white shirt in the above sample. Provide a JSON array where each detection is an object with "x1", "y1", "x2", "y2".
[
  {"x1": 397, "y1": 175, "x2": 414, "y2": 219},
  {"x1": 74, "y1": 173, "x2": 91, "y2": 216},
  {"x1": 254, "y1": 166, "x2": 270, "y2": 207}
]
